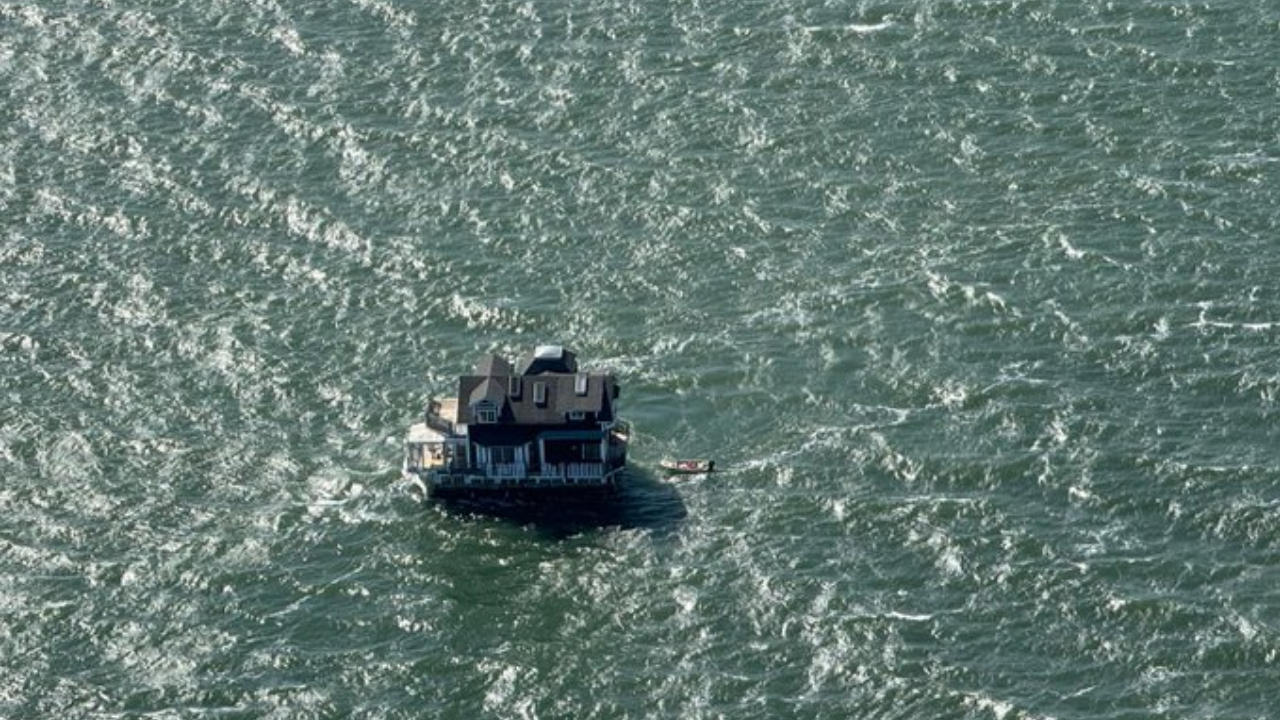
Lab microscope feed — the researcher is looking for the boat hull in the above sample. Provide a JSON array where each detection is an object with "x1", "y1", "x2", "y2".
[
  {"x1": 429, "y1": 482, "x2": 620, "y2": 502},
  {"x1": 660, "y1": 459, "x2": 715, "y2": 474}
]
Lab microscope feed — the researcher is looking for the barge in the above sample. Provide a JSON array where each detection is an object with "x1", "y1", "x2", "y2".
[{"x1": 403, "y1": 345, "x2": 630, "y2": 498}]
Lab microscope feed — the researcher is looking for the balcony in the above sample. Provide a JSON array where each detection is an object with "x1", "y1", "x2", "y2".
[{"x1": 424, "y1": 398, "x2": 459, "y2": 435}]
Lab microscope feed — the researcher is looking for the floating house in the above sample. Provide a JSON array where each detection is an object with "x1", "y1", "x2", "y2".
[{"x1": 403, "y1": 346, "x2": 630, "y2": 497}]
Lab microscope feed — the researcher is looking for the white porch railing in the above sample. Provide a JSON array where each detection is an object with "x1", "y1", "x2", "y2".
[
  {"x1": 485, "y1": 462, "x2": 527, "y2": 478},
  {"x1": 429, "y1": 461, "x2": 625, "y2": 489},
  {"x1": 537, "y1": 462, "x2": 605, "y2": 479}
]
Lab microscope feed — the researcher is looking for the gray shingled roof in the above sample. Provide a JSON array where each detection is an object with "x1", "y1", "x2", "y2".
[
  {"x1": 474, "y1": 353, "x2": 514, "y2": 377},
  {"x1": 468, "y1": 376, "x2": 507, "y2": 408},
  {"x1": 454, "y1": 348, "x2": 617, "y2": 428}
]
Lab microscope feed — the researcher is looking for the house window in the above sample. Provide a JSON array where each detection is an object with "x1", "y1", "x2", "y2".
[
  {"x1": 475, "y1": 405, "x2": 497, "y2": 423},
  {"x1": 533, "y1": 382, "x2": 547, "y2": 407},
  {"x1": 574, "y1": 373, "x2": 589, "y2": 396},
  {"x1": 581, "y1": 443, "x2": 602, "y2": 461},
  {"x1": 568, "y1": 410, "x2": 585, "y2": 421},
  {"x1": 508, "y1": 376, "x2": 522, "y2": 399}
]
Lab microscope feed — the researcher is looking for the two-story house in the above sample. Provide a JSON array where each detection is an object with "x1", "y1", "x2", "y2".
[{"x1": 403, "y1": 346, "x2": 629, "y2": 497}]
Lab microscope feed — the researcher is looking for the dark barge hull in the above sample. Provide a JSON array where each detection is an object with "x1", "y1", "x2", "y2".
[
  {"x1": 404, "y1": 470, "x2": 625, "y2": 502},
  {"x1": 428, "y1": 479, "x2": 621, "y2": 501}
]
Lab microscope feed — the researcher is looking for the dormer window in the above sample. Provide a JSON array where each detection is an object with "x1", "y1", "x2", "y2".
[
  {"x1": 508, "y1": 376, "x2": 522, "y2": 399},
  {"x1": 567, "y1": 410, "x2": 586, "y2": 421},
  {"x1": 574, "y1": 373, "x2": 589, "y2": 396},
  {"x1": 474, "y1": 402, "x2": 497, "y2": 424},
  {"x1": 533, "y1": 382, "x2": 547, "y2": 407}
]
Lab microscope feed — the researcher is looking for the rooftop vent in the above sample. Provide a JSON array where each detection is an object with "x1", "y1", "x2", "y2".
[
  {"x1": 534, "y1": 345, "x2": 564, "y2": 360},
  {"x1": 520, "y1": 345, "x2": 578, "y2": 376}
]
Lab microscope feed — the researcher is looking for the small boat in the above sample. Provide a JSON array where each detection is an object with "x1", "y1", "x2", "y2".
[{"x1": 660, "y1": 458, "x2": 715, "y2": 475}]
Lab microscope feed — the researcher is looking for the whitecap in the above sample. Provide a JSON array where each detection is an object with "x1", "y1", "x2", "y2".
[
  {"x1": 846, "y1": 20, "x2": 895, "y2": 35},
  {"x1": 270, "y1": 25, "x2": 305, "y2": 56},
  {"x1": 884, "y1": 610, "x2": 933, "y2": 622}
]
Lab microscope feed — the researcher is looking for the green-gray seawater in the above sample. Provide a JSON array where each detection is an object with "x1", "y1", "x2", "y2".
[{"x1": 3, "y1": 1, "x2": 1278, "y2": 717}]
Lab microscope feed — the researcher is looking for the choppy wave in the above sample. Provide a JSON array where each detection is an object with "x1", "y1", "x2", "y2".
[{"x1": 3, "y1": 0, "x2": 1279, "y2": 717}]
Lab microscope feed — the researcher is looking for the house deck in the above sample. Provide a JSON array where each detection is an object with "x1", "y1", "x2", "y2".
[{"x1": 402, "y1": 346, "x2": 629, "y2": 498}]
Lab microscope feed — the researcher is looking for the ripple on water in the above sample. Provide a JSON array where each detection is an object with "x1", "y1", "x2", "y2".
[{"x1": 4, "y1": 0, "x2": 1280, "y2": 717}]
